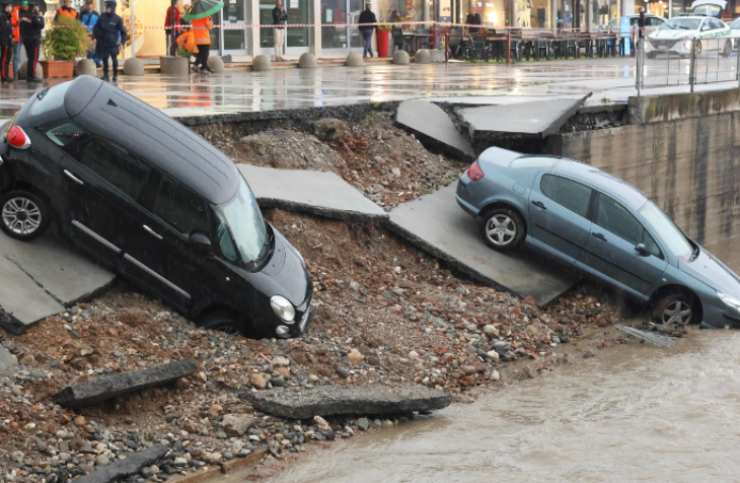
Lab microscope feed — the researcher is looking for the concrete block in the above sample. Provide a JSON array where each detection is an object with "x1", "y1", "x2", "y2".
[
  {"x1": 123, "y1": 58, "x2": 145, "y2": 76},
  {"x1": 207, "y1": 55, "x2": 225, "y2": 73},
  {"x1": 17, "y1": 61, "x2": 43, "y2": 80},
  {"x1": 345, "y1": 51, "x2": 364, "y2": 67},
  {"x1": 238, "y1": 165, "x2": 387, "y2": 221},
  {"x1": 74, "y1": 59, "x2": 97, "y2": 77},
  {"x1": 252, "y1": 55, "x2": 271, "y2": 72},
  {"x1": 299, "y1": 52, "x2": 318, "y2": 68},
  {"x1": 393, "y1": 50, "x2": 410, "y2": 65},
  {"x1": 159, "y1": 56, "x2": 189, "y2": 76},
  {"x1": 389, "y1": 183, "x2": 576, "y2": 306},
  {"x1": 54, "y1": 359, "x2": 197, "y2": 408},
  {"x1": 395, "y1": 99, "x2": 475, "y2": 160},
  {"x1": 414, "y1": 49, "x2": 432, "y2": 64},
  {"x1": 247, "y1": 384, "x2": 451, "y2": 419},
  {"x1": 70, "y1": 445, "x2": 168, "y2": 483}
]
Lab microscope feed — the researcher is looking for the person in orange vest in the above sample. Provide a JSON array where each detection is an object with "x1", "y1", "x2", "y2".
[
  {"x1": 0, "y1": 1, "x2": 13, "y2": 83},
  {"x1": 190, "y1": 4, "x2": 213, "y2": 73},
  {"x1": 55, "y1": 0, "x2": 78, "y2": 21},
  {"x1": 10, "y1": 2, "x2": 20, "y2": 81}
]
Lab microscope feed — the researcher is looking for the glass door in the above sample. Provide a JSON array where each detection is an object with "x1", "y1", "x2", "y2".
[
  {"x1": 260, "y1": 0, "x2": 312, "y2": 55},
  {"x1": 223, "y1": 0, "x2": 248, "y2": 55}
]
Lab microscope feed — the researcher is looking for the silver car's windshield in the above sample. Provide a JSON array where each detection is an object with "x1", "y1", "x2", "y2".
[
  {"x1": 214, "y1": 178, "x2": 270, "y2": 269},
  {"x1": 661, "y1": 18, "x2": 701, "y2": 30},
  {"x1": 639, "y1": 202, "x2": 692, "y2": 257}
]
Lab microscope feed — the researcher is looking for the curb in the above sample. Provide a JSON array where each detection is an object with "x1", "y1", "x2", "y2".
[{"x1": 166, "y1": 450, "x2": 267, "y2": 483}]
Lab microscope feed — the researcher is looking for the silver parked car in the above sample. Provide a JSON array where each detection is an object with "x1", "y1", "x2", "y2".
[{"x1": 456, "y1": 147, "x2": 740, "y2": 328}]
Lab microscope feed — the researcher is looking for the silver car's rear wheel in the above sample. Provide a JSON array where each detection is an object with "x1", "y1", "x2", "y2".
[
  {"x1": 480, "y1": 207, "x2": 525, "y2": 251},
  {"x1": 0, "y1": 191, "x2": 50, "y2": 241},
  {"x1": 653, "y1": 292, "x2": 695, "y2": 326}
]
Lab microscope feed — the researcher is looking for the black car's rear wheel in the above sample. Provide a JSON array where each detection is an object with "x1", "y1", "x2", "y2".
[
  {"x1": 0, "y1": 190, "x2": 50, "y2": 241},
  {"x1": 652, "y1": 292, "x2": 695, "y2": 326},
  {"x1": 480, "y1": 207, "x2": 525, "y2": 251},
  {"x1": 200, "y1": 310, "x2": 242, "y2": 335}
]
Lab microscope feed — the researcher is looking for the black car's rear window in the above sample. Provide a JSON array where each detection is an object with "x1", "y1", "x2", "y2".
[{"x1": 29, "y1": 83, "x2": 70, "y2": 118}]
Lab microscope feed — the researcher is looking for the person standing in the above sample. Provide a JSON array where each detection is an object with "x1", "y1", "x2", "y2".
[
  {"x1": 190, "y1": 2, "x2": 213, "y2": 73},
  {"x1": 94, "y1": 0, "x2": 127, "y2": 82},
  {"x1": 0, "y1": 1, "x2": 13, "y2": 83},
  {"x1": 20, "y1": 0, "x2": 43, "y2": 83},
  {"x1": 10, "y1": 2, "x2": 20, "y2": 81},
  {"x1": 80, "y1": 0, "x2": 100, "y2": 66},
  {"x1": 164, "y1": 0, "x2": 181, "y2": 57},
  {"x1": 389, "y1": 9, "x2": 403, "y2": 54},
  {"x1": 358, "y1": 4, "x2": 377, "y2": 58},
  {"x1": 55, "y1": 0, "x2": 78, "y2": 21},
  {"x1": 272, "y1": 0, "x2": 287, "y2": 61}
]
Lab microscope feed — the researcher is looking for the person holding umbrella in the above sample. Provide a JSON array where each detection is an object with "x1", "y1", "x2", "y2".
[
  {"x1": 184, "y1": 0, "x2": 222, "y2": 73},
  {"x1": 93, "y1": 0, "x2": 126, "y2": 82},
  {"x1": 19, "y1": 0, "x2": 44, "y2": 83},
  {"x1": 10, "y1": 1, "x2": 20, "y2": 82}
]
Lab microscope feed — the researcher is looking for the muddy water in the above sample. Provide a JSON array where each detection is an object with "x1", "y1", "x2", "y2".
[{"x1": 271, "y1": 331, "x2": 740, "y2": 483}]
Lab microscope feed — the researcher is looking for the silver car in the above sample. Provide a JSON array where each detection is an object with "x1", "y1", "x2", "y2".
[{"x1": 456, "y1": 147, "x2": 740, "y2": 328}]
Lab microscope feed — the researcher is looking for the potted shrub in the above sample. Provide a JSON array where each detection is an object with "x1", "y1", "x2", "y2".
[{"x1": 42, "y1": 16, "x2": 90, "y2": 78}]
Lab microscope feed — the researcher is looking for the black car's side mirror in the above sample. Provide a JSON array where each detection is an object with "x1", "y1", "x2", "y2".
[
  {"x1": 635, "y1": 243, "x2": 650, "y2": 257},
  {"x1": 190, "y1": 232, "x2": 213, "y2": 254}
]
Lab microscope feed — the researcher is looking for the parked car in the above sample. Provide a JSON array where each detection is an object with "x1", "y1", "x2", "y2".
[
  {"x1": 0, "y1": 76, "x2": 312, "y2": 339},
  {"x1": 690, "y1": 0, "x2": 727, "y2": 17},
  {"x1": 456, "y1": 147, "x2": 740, "y2": 328},
  {"x1": 613, "y1": 14, "x2": 665, "y2": 55},
  {"x1": 646, "y1": 15, "x2": 731, "y2": 57}
]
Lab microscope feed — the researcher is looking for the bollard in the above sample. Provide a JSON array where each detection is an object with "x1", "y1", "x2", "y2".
[
  {"x1": 345, "y1": 51, "x2": 363, "y2": 67},
  {"x1": 298, "y1": 52, "x2": 318, "y2": 68},
  {"x1": 123, "y1": 58, "x2": 145, "y2": 76},
  {"x1": 160, "y1": 56, "x2": 189, "y2": 76},
  {"x1": 75, "y1": 59, "x2": 96, "y2": 77},
  {"x1": 252, "y1": 55, "x2": 272, "y2": 72},
  {"x1": 207, "y1": 56, "x2": 225, "y2": 74}
]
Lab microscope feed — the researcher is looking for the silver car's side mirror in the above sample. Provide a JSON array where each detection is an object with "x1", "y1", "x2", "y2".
[{"x1": 635, "y1": 243, "x2": 650, "y2": 257}]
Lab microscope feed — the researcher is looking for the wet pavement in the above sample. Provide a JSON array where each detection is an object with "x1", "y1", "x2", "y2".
[
  {"x1": 0, "y1": 57, "x2": 737, "y2": 120},
  {"x1": 270, "y1": 329, "x2": 740, "y2": 483}
]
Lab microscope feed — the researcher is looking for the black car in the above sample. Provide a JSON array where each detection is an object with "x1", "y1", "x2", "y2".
[{"x1": 0, "y1": 76, "x2": 312, "y2": 339}]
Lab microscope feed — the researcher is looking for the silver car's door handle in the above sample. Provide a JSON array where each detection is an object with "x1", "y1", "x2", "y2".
[
  {"x1": 143, "y1": 224, "x2": 164, "y2": 240},
  {"x1": 63, "y1": 169, "x2": 84, "y2": 186},
  {"x1": 592, "y1": 232, "x2": 607, "y2": 242},
  {"x1": 531, "y1": 200, "x2": 547, "y2": 210}
]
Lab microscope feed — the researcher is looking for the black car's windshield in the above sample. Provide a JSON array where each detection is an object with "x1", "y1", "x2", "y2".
[
  {"x1": 639, "y1": 202, "x2": 693, "y2": 257},
  {"x1": 29, "y1": 83, "x2": 71, "y2": 117},
  {"x1": 660, "y1": 18, "x2": 701, "y2": 30},
  {"x1": 214, "y1": 179, "x2": 271, "y2": 269}
]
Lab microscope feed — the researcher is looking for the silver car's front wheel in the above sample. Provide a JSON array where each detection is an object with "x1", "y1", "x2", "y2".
[
  {"x1": 480, "y1": 207, "x2": 525, "y2": 251},
  {"x1": 0, "y1": 191, "x2": 50, "y2": 241},
  {"x1": 653, "y1": 292, "x2": 695, "y2": 326}
]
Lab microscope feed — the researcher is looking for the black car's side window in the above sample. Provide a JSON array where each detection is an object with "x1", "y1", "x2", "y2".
[
  {"x1": 151, "y1": 176, "x2": 210, "y2": 236},
  {"x1": 47, "y1": 122, "x2": 150, "y2": 201},
  {"x1": 540, "y1": 174, "x2": 592, "y2": 218},
  {"x1": 595, "y1": 193, "x2": 662, "y2": 257}
]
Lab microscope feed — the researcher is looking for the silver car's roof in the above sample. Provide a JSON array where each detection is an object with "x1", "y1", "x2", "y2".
[{"x1": 552, "y1": 159, "x2": 648, "y2": 210}]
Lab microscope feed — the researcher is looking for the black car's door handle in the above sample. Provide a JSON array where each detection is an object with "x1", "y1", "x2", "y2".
[
  {"x1": 531, "y1": 200, "x2": 547, "y2": 210},
  {"x1": 63, "y1": 169, "x2": 84, "y2": 186},
  {"x1": 592, "y1": 232, "x2": 607, "y2": 242}
]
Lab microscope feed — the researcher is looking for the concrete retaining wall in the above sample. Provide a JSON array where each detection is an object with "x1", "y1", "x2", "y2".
[{"x1": 554, "y1": 104, "x2": 740, "y2": 269}]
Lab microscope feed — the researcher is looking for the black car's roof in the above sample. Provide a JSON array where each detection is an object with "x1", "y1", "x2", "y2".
[{"x1": 63, "y1": 76, "x2": 239, "y2": 205}]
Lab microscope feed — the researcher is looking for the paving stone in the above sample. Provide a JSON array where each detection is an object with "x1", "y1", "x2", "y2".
[
  {"x1": 238, "y1": 165, "x2": 387, "y2": 221},
  {"x1": 389, "y1": 183, "x2": 576, "y2": 306},
  {"x1": 395, "y1": 99, "x2": 475, "y2": 160},
  {"x1": 70, "y1": 445, "x2": 168, "y2": 483}
]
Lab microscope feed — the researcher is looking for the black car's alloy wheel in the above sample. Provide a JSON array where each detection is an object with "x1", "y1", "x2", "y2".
[
  {"x1": 201, "y1": 310, "x2": 241, "y2": 335},
  {"x1": 0, "y1": 190, "x2": 50, "y2": 241},
  {"x1": 481, "y1": 208, "x2": 525, "y2": 251}
]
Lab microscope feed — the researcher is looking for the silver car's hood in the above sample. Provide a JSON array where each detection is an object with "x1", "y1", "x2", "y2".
[{"x1": 680, "y1": 247, "x2": 740, "y2": 296}]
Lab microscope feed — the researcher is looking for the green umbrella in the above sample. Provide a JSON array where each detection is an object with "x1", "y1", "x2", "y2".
[{"x1": 183, "y1": 0, "x2": 224, "y2": 21}]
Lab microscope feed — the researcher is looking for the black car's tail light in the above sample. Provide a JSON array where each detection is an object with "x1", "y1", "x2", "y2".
[
  {"x1": 6, "y1": 126, "x2": 31, "y2": 150},
  {"x1": 467, "y1": 160, "x2": 485, "y2": 182}
]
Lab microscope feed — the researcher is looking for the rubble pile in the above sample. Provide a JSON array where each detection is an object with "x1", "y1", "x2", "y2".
[{"x1": 0, "y1": 208, "x2": 620, "y2": 482}]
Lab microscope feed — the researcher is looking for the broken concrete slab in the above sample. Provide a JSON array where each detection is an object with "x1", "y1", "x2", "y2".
[
  {"x1": 389, "y1": 183, "x2": 576, "y2": 306},
  {"x1": 458, "y1": 95, "x2": 591, "y2": 146},
  {"x1": 0, "y1": 345, "x2": 17, "y2": 375},
  {"x1": 54, "y1": 359, "x2": 197, "y2": 409},
  {"x1": 70, "y1": 445, "x2": 168, "y2": 483},
  {"x1": 238, "y1": 164, "x2": 387, "y2": 221},
  {"x1": 395, "y1": 99, "x2": 475, "y2": 160},
  {"x1": 617, "y1": 324, "x2": 675, "y2": 348},
  {"x1": 246, "y1": 384, "x2": 451, "y2": 419},
  {"x1": 0, "y1": 234, "x2": 115, "y2": 334}
]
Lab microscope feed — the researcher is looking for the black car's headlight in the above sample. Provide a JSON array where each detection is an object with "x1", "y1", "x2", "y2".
[
  {"x1": 270, "y1": 295, "x2": 296, "y2": 324},
  {"x1": 718, "y1": 292, "x2": 740, "y2": 313}
]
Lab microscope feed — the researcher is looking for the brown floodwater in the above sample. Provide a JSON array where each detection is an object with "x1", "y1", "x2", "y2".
[{"x1": 269, "y1": 330, "x2": 740, "y2": 483}]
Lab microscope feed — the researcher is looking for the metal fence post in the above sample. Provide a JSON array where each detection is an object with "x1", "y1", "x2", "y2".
[
  {"x1": 736, "y1": 39, "x2": 740, "y2": 88},
  {"x1": 689, "y1": 38, "x2": 697, "y2": 93}
]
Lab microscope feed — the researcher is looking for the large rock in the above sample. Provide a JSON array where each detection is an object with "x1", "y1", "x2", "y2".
[
  {"x1": 75, "y1": 59, "x2": 97, "y2": 77},
  {"x1": 345, "y1": 51, "x2": 363, "y2": 67},
  {"x1": 17, "y1": 61, "x2": 43, "y2": 80},
  {"x1": 395, "y1": 99, "x2": 475, "y2": 160},
  {"x1": 159, "y1": 56, "x2": 189, "y2": 76},
  {"x1": 0, "y1": 345, "x2": 17, "y2": 375},
  {"x1": 414, "y1": 49, "x2": 432, "y2": 64},
  {"x1": 298, "y1": 52, "x2": 317, "y2": 68},
  {"x1": 246, "y1": 384, "x2": 451, "y2": 419},
  {"x1": 123, "y1": 58, "x2": 145, "y2": 76},
  {"x1": 222, "y1": 413, "x2": 256, "y2": 436},
  {"x1": 53, "y1": 359, "x2": 197, "y2": 408},
  {"x1": 393, "y1": 50, "x2": 410, "y2": 65},
  {"x1": 252, "y1": 54, "x2": 271, "y2": 72},
  {"x1": 207, "y1": 55, "x2": 225, "y2": 73},
  {"x1": 70, "y1": 445, "x2": 168, "y2": 483}
]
